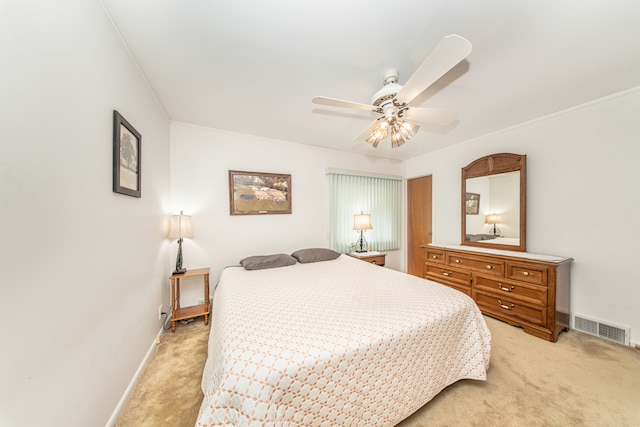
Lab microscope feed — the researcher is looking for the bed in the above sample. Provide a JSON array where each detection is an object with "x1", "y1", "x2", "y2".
[{"x1": 196, "y1": 250, "x2": 491, "y2": 426}]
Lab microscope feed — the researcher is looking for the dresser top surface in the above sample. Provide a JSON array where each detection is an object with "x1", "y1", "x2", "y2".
[
  {"x1": 424, "y1": 243, "x2": 572, "y2": 264},
  {"x1": 348, "y1": 251, "x2": 384, "y2": 258}
]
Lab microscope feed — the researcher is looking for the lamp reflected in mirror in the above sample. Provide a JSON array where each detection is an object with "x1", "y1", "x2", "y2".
[{"x1": 485, "y1": 213, "x2": 503, "y2": 236}]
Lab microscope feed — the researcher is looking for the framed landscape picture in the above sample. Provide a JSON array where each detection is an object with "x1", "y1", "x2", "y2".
[
  {"x1": 229, "y1": 170, "x2": 291, "y2": 215},
  {"x1": 465, "y1": 192, "x2": 480, "y2": 215},
  {"x1": 113, "y1": 110, "x2": 141, "y2": 198}
]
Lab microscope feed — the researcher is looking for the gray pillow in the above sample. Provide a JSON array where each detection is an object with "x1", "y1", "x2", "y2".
[
  {"x1": 240, "y1": 253, "x2": 297, "y2": 270},
  {"x1": 291, "y1": 248, "x2": 340, "y2": 263},
  {"x1": 466, "y1": 234, "x2": 498, "y2": 242},
  {"x1": 479, "y1": 234, "x2": 498, "y2": 240}
]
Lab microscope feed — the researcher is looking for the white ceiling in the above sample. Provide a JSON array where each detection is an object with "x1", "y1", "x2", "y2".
[{"x1": 102, "y1": 0, "x2": 640, "y2": 161}]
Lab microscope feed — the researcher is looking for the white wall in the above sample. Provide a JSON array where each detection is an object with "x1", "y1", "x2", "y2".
[
  {"x1": 489, "y1": 174, "x2": 519, "y2": 238},
  {"x1": 169, "y1": 122, "x2": 403, "y2": 304},
  {"x1": 403, "y1": 88, "x2": 640, "y2": 346},
  {"x1": 0, "y1": 2, "x2": 171, "y2": 426}
]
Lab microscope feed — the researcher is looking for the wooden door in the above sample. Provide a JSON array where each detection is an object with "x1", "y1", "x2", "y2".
[{"x1": 407, "y1": 175, "x2": 432, "y2": 277}]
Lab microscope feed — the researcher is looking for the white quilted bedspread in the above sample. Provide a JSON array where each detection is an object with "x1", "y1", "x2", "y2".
[{"x1": 196, "y1": 255, "x2": 491, "y2": 426}]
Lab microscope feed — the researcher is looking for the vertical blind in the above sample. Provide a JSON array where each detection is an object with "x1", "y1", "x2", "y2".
[{"x1": 327, "y1": 168, "x2": 401, "y2": 253}]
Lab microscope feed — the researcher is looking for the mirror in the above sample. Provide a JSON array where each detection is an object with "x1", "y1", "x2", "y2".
[{"x1": 461, "y1": 153, "x2": 526, "y2": 252}]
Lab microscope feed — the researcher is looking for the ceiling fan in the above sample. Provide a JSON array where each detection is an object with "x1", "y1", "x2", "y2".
[{"x1": 312, "y1": 34, "x2": 472, "y2": 148}]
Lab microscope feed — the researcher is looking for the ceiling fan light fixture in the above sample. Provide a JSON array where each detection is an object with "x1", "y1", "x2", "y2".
[
  {"x1": 390, "y1": 125, "x2": 406, "y2": 148},
  {"x1": 398, "y1": 121, "x2": 419, "y2": 139},
  {"x1": 366, "y1": 134, "x2": 382, "y2": 148},
  {"x1": 366, "y1": 123, "x2": 388, "y2": 147}
]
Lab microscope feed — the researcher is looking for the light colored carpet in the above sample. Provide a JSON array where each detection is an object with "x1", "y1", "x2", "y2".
[
  {"x1": 115, "y1": 316, "x2": 640, "y2": 426},
  {"x1": 114, "y1": 320, "x2": 209, "y2": 427}
]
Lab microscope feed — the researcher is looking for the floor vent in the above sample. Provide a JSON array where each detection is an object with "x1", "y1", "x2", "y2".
[{"x1": 573, "y1": 313, "x2": 630, "y2": 346}]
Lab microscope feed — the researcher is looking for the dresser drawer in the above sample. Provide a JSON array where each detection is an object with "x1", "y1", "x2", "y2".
[
  {"x1": 424, "y1": 264, "x2": 471, "y2": 290},
  {"x1": 443, "y1": 283, "x2": 472, "y2": 296},
  {"x1": 424, "y1": 248, "x2": 446, "y2": 264},
  {"x1": 349, "y1": 253, "x2": 386, "y2": 266},
  {"x1": 474, "y1": 291, "x2": 547, "y2": 327},
  {"x1": 474, "y1": 274, "x2": 547, "y2": 306},
  {"x1": 446, "y1": 253, "x2": 505, "y2": 277},
  {"x1": 362, "y1": 255, "x2": 385, "y2": 266},
  {"x1": 507, "y1": 262, "x2": 548, "y2": 286}
]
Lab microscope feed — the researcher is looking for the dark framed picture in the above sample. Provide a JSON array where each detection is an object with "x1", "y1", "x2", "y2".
[
  {"x1": 465, "y1": 192, "x2": 480, "y2": 215},
  {"x1": 113, "y1": 110, "x2": 141, "y2": 197},
  {"x1": 229, "y1": 170, "x2": 291, "y2": 215}
]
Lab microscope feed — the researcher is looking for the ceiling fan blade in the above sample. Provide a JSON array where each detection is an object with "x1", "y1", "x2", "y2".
[
  {"x1": 402, "y1": 107, "x2": 458, "y2": 125},
  {"x1": 312, "y1": 96, "x2": 378, "y2": 112},
  {"x1": 396, "y1": 34, "x2": 472, "y2": 106}
]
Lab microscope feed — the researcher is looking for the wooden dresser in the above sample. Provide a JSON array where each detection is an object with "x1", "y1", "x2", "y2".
[{"x1": 422, "y1": 244, "x2": 572, "y2": 342}]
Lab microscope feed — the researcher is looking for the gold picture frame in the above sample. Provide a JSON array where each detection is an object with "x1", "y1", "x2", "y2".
[{"x1": 229, "y1": 170, "x2": 291, "y2": 215}]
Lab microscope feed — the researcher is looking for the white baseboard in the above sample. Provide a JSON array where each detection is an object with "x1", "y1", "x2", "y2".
[{"x1": 104, "y1": 326, "x2": 165, "y2": 427}]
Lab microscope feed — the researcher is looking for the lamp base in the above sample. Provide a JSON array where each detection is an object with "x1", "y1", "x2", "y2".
[
  {"x1": 355, "y1": 230, "x2": 368, "y2": 253},
  {"x1": 173, "y1": 238, "x2": 187, "y2": 275}
]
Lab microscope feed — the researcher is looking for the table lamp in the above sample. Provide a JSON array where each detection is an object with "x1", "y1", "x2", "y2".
[
  {"x1": 353, "y1": 212, "x2": 372, "y2": 253},
  {"x1": 169, "y1": 210, "x2": 193, "y2": 274}
]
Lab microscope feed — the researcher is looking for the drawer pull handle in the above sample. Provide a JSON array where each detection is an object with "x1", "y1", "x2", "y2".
[
  {"x1": 455, "y1": 259, "x2": 461, "y2": 264},
  {"x1": 522, "y1": 271, "x2": 530, "y2": 276},
  {"x1": 371, "y1": 260, "x2": 377, "y2": 264},
  {"x1": 498, "y1": 300, "x2": 515, "y2": 310},
  {"x1": 498, "y1": 283, "x2": 515, "y2": 292},
  {"x1": 486, "y1": 265, "x2": 494, "y2": 270},
  {"x1": 441, "y1": 270, "x2": 451, "y2": 277},
  {"x1": 432, "y1": 255, "x2": 438, "y2": 259}
]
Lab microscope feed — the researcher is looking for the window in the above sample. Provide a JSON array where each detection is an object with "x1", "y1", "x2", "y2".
[{"x1": 327, "y1": 169, "x2": 401, "y2": 253}]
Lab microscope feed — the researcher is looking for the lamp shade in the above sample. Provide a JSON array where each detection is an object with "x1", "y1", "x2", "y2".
[
  {"x1": 485, "y1": 214, "x2": 503, "y2": 224},
  {"x1": 366, "y1": 122, "x2": 388, "y2": 148},
  {"x1": 353, "y1": 213, "x2": 372, "y2": 230},
  {"x1": 168, "y1": 212, "x2": 193, "y2": 239}
]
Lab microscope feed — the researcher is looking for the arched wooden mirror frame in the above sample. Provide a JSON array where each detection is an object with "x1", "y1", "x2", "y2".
[{"x1": 461, "y1": 153, "x2": 526, "y2": 252}]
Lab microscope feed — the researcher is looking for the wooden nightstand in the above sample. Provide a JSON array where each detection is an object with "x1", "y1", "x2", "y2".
[
  {"x1": 348, "y1": 252, "x2": 386, "y2": 266},
  {"x1": 170, "y1": 267, "x2": 210, "y2": 332}
]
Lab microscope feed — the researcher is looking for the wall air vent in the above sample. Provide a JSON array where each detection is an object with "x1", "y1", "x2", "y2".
[{"x1": 572, "y1": 313, "x2": 630, "y2": 346}]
